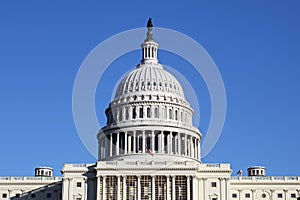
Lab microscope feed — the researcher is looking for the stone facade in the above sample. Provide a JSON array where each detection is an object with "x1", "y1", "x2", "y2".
[{"x1": 0, "y1": 20, "x2": 299, "y2": 200}]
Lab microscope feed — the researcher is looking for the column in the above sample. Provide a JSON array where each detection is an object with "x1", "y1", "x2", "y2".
[
  {"x1": 284, "y1": 189, "x2": 287, "y2": 200},
  {"x1": 168, "y1": 133, "x2": 172, "y2": 154},
  {"x1": 151, "y1": 131, "x2": 155, "y2": 153},
  {"x1": 152, "y1": 176, "x2": 155, "y2": 200},
  {"x1": 166, "y1": 176, "x2": 170, "y2": 200},
  {"x1": 185, "y1": 134, "x2": 187, "y2": 156},
  {"x1": 133, "y1": 131, "x2": 136, "y2": 153},
  {"x1": 203, "y1": 178, "x2": 207, "y2": 200},
  {"x1": 137, "y1": 176, "x2": 141, "y2": 200},
  {"x1": 102, "y1": 176, "x2": 106, "y2": 200},
  {"x1": 123, "y1": 176, "x2": 127, "y2": 200},
  {"x1": 178, "y1": 133, "x2": 181, "y2": 155},
  {"x1": 160, "y1": 131, "x2": 164, "y2": 153},
  {"x1": 124, "y1": 132, "x2": 128, "y2": 154},
  {"x1": 117, "y1": 176, "x2": 120, "y2": 200},
  {"x1": 96, "y1": 177, "x2": 100, "y2": 200},
  {"x1": 174, "y1": 133, "x2": 178, "y2": 154},
  {"x1": 142, "y1": 131, "x2": 146, "y2": 153},
  {"x1": 187, "y1": 176, "x2": 190, "y2": 200},
  {"x1": 116, "y1": 133, "x2": 119, "y2": 155},
  {"x1": 68, "y1": 178, "x2": 73, "y2": 200},
  {"x1": 110, "y1": 134, "x2": 113, "y2": 156},
  {"x1": 195, "y1": 139, "x2": 199, "y2": 159},
  {"x1": 62, "y1": 178, "x2": 69, "y2": 200},
  {"x1": 199, "y1": 178, "x2": 204, "y2": 200},
  {"x1": 172, "y1": 176, "x2": 176, "y2": 200},
  {"x1": 192, "y1": 176, "x2": 197, "y2": 200},
  {"x1": 84, "y1": 178, "x2": 88, "y2": 200},
  {"x1": 98, "y1": 139, "x2": 101, "y2": 159},
  {"x1": 220, "y1": 178, "x2": 226, "y2": 200},
  {"x1": 105, "y1": 135, "x2": 109, "y2": 158},
  {"x1": 225, "y1": 178, "x2": 230, "y2": 200},
  {"x1": 251, "y1": 189, "x2": 256, "y2": 200},
  {"x1": 128, "y1": 134, "x2": 132, "y2": 154},
  {"x1": 191, "y1": 137, "x2": 194, "y2": 158},
  {"x1": 198, "y1": 140, "x2": 201, "y2": 160}
]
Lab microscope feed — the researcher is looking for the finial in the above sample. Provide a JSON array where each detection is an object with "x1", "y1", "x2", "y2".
[{"x1": 145, "y1": 18, "x2": 154, "y2": 42}]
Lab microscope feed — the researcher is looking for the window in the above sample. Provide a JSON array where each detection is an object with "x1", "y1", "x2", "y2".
[
  {"x1": 291, "y1": 193, "x2": 296, "y2": 198},
  {"x1": 262, "y1": 193, "x2": 267, "y2": 198},
  {"x1": 278, "y1": 193, "x2": 283, "y2": 198},
  {"x1": 232, "y1": 193, "x2": 237, "y2": 198},
  {"x1": 2, "y1": 193, "x2": 7, "y2": 198},
  {"x1": 169, "y1": 109, "x2": 172, "y2": 119},
  {"x1": 147, "y1": 107, "x2": 151, "y2": 118},
  {"x1": 245, "y1": 193, "x2": 250, "y2": 198},
  {"x1": 212, "y1": 198, "x2": 217, "y2": 200},
  {"x1": 46, "y1": 193, "x2": 51, "y2": 198},
  {"x1": 31, "y1": 193, "x2": 36, "y2": 198},
  {"x1": 132, "y1": 107, "x2": 136, "y2": 119},
  {"x1": 211, "y1": 182, "x2": 217, "y2": 187},
  {"x1": 76, "y1": 198, "x2": 82, "y2": 200},
  {"x1": 77, "y1": 182, "x2": 82, "y2": 187},
  {"x1": 16, "y1": 194, "x2": 20, "y2": 197},
  {"x1": 154, "y1": 107, "x2": 158, "y2": 118},
  {"x1": 139, "y1": 107, "x2": 143, "y2": 118}
]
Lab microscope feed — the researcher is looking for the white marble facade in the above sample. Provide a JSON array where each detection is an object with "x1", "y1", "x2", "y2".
[{"x1": 1, "y1": 20, "x2": 300, "y2": 200}]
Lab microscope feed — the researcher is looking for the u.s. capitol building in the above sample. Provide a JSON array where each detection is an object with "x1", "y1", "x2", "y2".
[{"x1": 1, "y1": 19, "x2": 299, "y2": 200}]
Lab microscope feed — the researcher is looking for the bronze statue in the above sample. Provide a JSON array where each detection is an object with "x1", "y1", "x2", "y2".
[{"x1": 147, "y1": 18, "x2": 153, "y2": 28}]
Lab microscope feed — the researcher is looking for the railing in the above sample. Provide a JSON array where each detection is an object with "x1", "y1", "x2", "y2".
[
  {"x1": 0, "y1": 176, "x2": 62, "y2": 181},
  {"x1": 100, "y1": 160, "x2": 196, "y2": 167},
  {"x1": 231, "y1": 176, "x2": 300, "y2": 181}
]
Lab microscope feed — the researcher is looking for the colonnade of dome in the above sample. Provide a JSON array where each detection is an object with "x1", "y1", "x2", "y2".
[{"x1": 98, "y1": 128, "x2": 200, "y2": 160}]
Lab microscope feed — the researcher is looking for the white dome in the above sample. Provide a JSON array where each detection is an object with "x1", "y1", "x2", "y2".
[
  {"x1": 98, "y1": 20, "x2": 201, "y2": 163},
  {"x1": 115, "y1": 63, "x2": 185, "y2": 100}
]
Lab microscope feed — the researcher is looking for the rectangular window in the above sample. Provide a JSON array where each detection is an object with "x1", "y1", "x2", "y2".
[
  {"x1": 2, "y1": 193, "x2": 7, "y2": 198},
  {"x1": 291, "y1": 193, "x2": 296, "y2": 198},
  {"x1": 245, "y1": 193, "x2": 250, "y2": 198},
  {"x1": 16, "y1": 194, "x2": 20, "y2": 197},
  {"x1": 278, "y1": 193, "x2": 283, "y2": 198},
  {"x1": 77, "y1": 182, "x2": 82, "y2": 187},
  {"x1": 211, "y1": 182, "x2": 217, "y2": 187},
  {"x1": 46, "y1": 193, "x2": 51, "y2": 198},
  {"x1": 76, "y1": 198, "x2": 82, "y2": 200},
  {"x1": 232, "y1": 193, "x2": 237, "y2": 198},
  {"x1": 212, "y1": 198, "x2": 217, "y2": 200}
]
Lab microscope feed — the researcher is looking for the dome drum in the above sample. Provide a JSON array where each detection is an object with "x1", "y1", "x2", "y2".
[{"x1": 105, "y1": 102, "x2": 194, "y2": 128}]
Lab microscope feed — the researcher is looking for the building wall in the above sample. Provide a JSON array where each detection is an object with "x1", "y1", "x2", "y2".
[
  {"x1": 230, "y1": 176, "x2": 300, "y2": 200},
  {"x1": 0, "y1": 176, "x2": 62, "y2": 200}
]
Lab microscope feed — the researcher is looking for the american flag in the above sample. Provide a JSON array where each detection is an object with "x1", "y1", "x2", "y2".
[{"x1": 146, "y1": 146, "x2": 154, "y2": 156}]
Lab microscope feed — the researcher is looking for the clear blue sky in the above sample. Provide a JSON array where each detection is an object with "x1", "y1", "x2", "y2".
[{"x1": 0, "y1": 1, "x2": 299, "y2": 176}]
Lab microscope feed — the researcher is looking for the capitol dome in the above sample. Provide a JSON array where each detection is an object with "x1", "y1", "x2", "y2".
[
  {"x1": 97, "y1": 19, "x2": 202, "y2": 162},
  {"x1": 115, "y1": 63, "x2": 185, "y2": 100}
]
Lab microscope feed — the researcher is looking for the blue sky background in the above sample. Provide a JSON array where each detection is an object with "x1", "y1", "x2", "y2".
[{"x1": 0, "y1": 1, "x2": 299, "y2": 176}]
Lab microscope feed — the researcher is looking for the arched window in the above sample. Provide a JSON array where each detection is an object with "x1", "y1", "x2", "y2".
[
  {"x1": 169, "y1": 109, "x2": 173, "y2": 120},
  {"x1": 126, "y1": 107, "x2": 129, "y2": 120},
  {"x1": 147, "y1": 107, "x2": 151, "y2": 118},
  {"x1": 139, "y1": 107, "x2": 143, "y2": 118},
  {"x1": 132, "y1": 107, "x2": 136, "y2": 119},
  {"x1": 175, "y1": 110, "x2": 178, "y2": 120},
  {"x1": 154, "y1": 107, "x2": 158, "y2": 118},
  {"x1": 180, "y1": 111, "x2": 183, "y2": 122}
]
